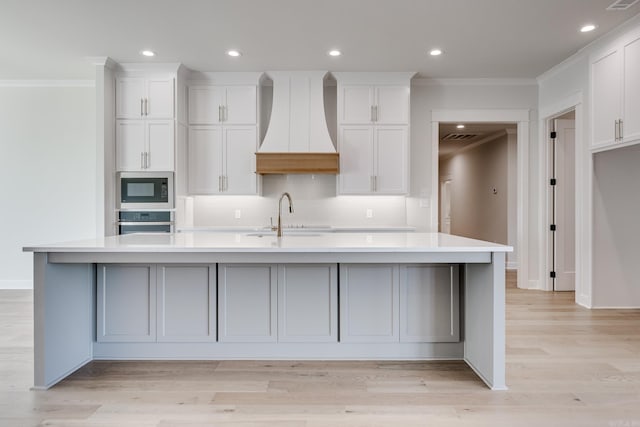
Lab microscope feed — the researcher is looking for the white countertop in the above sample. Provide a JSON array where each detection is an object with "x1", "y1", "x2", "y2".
[{"x1": 24, "y1": 232, "x2": 512, "y2": 253}]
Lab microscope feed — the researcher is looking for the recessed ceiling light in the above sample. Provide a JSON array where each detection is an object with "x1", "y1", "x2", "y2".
[
  {"x1": 328, "y1": 49, "x2": 342, "y2": 57},
  {"x1": 580, "y1": 24, "x2": 597, "y2": 33},
  {"x1": 227, "y1": 50, "x2": 242, "y2": 57},
  {"x1": 140, "y1": 50, "x2": 155, "y2": 57},
  {"x1": 430, "y1": 49, "x2": 443, "y2": 56},
  {"x1": 456, "y1": 124, "x2": 465, "y2": 129}
]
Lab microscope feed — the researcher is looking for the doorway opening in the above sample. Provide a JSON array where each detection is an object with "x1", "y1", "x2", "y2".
[
  {"x1": 438, "y1": 123, "x2": 518, "y2": 270},
  {"x1": 548, "y1": 110, "x2": 576, "y2": 291}
]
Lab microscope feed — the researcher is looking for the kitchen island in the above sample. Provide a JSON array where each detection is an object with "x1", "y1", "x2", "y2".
[{"x1": 24, "y1": 232, "x2": 511, "y2": 390}]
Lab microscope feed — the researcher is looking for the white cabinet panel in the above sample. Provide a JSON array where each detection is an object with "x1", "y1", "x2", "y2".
[
  {"x1": 592, "y1": 49, "x2": 622, "y2": 147},
  {"x1": 339, "y1": 264, "x2": 400, "y2": 343},
  {"x1": 225, "y1": 86, "x2": 257, "y2": 124},
  {"x1": 277, "y1": 264, "x2": 337, "y2": 342},
  {"x1": 117, "y1": 120, "x2": 174, "y2": 171},
  {"x1": 157, "y1": 265, "x2": 216, "y2": 342},
  {"x1": 400, "y1": 265, "x2": 460, "y2": 342},
  {"x1": 375, "y1": 126, "x2": 408, "y2": 194},
  {"x1": 188, "y1": 126, "x2": 224, "y2": 194},
  {"x1": 146, "y1": 78, "x2": 174, "y2": 119},
  {"x1": 116, "y1": 78, "x2": 146, "y2": 118},
  {"x1": 224, "y1": 126, "x2": 257, "y2": 194},
  {"x1": 97, "y1": 264, "x2": 156, "y2": 342},
  {"x1": 117, "y1": 77, "x2": 174, "y2": 119},
  {"x1": 146, "y1": 120, "x2": 174, "y2": 171},
  {"x1": 341, "y1": 86, "x2": 374, "y2": 123},
  {"x1": 116, "y1": 121, "x2": 146, "y2": 171},
  {"x1": 375, "y1": 86, "x2": 409, "y2": 124},
  {"x1": 188, "y1": 86, "x2": 224, "y2": 125},
  {"x1": 623, "y1": 36, "x2": 640, "y2": 143},
  {"x1": 338, "y1": 126, "x2": 374, "y2": 194},
  {"x1": 218, "y1": 264, "x2": 277, "y2": 342}
]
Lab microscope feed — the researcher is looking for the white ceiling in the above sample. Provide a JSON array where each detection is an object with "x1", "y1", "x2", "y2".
[{"x1": 2, "y1": 0, "x2": 640, "y2": 80}]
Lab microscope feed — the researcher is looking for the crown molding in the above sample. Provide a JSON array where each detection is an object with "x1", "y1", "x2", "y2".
[
  {"x1": 0, "y1": 80, "x2": 95, "y2": 88},
  {"x1": 413, "y1": 78, "x2": 537, "y2": 87},
  {"x1": 85, "y1": 56, "x2": 118, "y2": 70}
]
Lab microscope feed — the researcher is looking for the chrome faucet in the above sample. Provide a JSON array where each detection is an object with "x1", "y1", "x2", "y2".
[{"x1": 276, "y1": 192, "x2": 294, "y2": 237}]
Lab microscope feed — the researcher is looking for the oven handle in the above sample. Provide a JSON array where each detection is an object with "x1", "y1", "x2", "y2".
[{"x1": 117, "y1": 221, "x2": 174, "y2": 226}]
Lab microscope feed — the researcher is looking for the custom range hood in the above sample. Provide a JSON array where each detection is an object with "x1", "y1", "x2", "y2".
[{"x1": 256, "y1": 71, "x2": 339, "y2": 174}]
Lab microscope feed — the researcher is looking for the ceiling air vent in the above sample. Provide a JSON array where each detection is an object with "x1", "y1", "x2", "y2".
[
  {"x1": 441, "y1": 133, "x2": 480, "y2": 141},
  {"x1": 607, "y1": 0, "x2": 639, "y2": 10}
]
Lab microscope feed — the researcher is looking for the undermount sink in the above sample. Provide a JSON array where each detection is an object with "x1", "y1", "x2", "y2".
[{"x1": 245, "y1": 231, "x2": 324, "y2": 238}]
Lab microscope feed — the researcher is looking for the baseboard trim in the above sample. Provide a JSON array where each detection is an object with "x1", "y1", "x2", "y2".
[{"x1": 0, "y1": 280, "x2": 32, "y2": 289}]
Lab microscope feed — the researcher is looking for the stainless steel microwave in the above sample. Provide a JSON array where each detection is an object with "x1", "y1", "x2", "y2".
[{"x1": 117, "y1": 172, "x2": 174, "y2": 209}]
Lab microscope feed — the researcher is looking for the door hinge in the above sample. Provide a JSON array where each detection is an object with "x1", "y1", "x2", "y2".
[
  {"x1": 550, "y1": 131, "x2": 557, "y2": 139},
  {"x1": 550, "y1": 271, "x2": 556, "y2": 278},
  {"x1": 550, "y1": 224, "x2": 557, "y2": 231},
  {"x1": 550, "y1": 178, "x2": 557, "y2": 186}
]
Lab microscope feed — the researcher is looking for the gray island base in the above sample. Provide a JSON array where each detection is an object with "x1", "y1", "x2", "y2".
[{"x1": 25, "y1": 232, "x2": 510, "y2": 390}]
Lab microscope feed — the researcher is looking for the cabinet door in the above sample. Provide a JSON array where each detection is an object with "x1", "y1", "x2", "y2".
[
  {"x1": 340, "y1": 85, "x2": 374, "y2": 124},
  {"x1": 188, "y1": 86, "x2": 224, "y2": 125},
  {"x1": 97, "y1": 264, "x2": 156, "y2": 342},
  {"x1": 157, "y1": 265, "x2": 216, "y2": 342},
  {"x1": 375, "y1": 86, "x2": 410, "y2": 124},
  {"x1": 116, "y1": 120, "x2": 146, "y2": 171},
  {"x1": 592, "y1": 48, "x2": 622, "y2": 147},
  {"x1": 623, "y1": 36, "x2": 640, "y2": 143},
  {"x1": 223, "y1": 126, "x2": 257, "y2": 194},
  {"x1": 277, "y1": 264, "x2": 338, "y2": 343},
  {"x1": 338, "y1": 126, "x2": 375, "y2": 194},
  {"x1": 116, "y1": 77, "x2": 146, "y2": 119},
  {"x1": 146, "y1": 120, "x2": 174, "y2": 171},
  {"x1": 375, "y1": 126, "x2": 408, "y2": 194},
  {"x1": 218, "y1": 264, "x2": 277, "y2": 342},
  {"x1": 146, "y1": 78, "x2": 174, "y2": 119},
  {"x1": 225, "y1": 86, "x2": 257, "y2": 124},
  {"x1": 399, "y1": 265, "x2": 459, "y2": 342},
  {"x1": 339, "y1": 264, "x2": 399, "y2": 343},
  {"x1": 188, "y1": 126, "x2": 224, "y2": 194}
]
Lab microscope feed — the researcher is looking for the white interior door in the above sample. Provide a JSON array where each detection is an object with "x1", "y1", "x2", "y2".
[
  {"x1": 440, "y1": 179, "x2": 452, "y2": 234},
  {"x1": 554, "y1": 119, "x2": 576, "y2": 291}
]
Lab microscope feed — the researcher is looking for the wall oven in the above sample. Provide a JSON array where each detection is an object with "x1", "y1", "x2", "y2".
[
  {"x1": 117, "y1": 172, "x2": 174, "y2": 210},
  {"x1": 117, "y1": 211, "x2": 174, "y2": 235}
]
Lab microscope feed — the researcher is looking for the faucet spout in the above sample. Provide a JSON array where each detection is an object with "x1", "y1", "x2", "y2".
[{"x1": 277, "y1": 192, "x2": 294, "y2": 237}]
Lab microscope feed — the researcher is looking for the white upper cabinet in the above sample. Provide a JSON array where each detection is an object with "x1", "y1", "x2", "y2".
[
  {"x1": 116, "y1": 77, "x2": 174, "y2": 119},
  {"x1": 116, "y1": 120, "x2": 174, "y2": 171},
  {"x1": 334, "y1": 72, "x2": 413, "y2": 195},
  {"x1": 188, "y1": 85, "x2": 257, "y2": 125},
  {"x1": 115, "y1": 73, "x2": 176, "y2": 171},
  {"x1": 591, "y1": 32, "x2": 640, "y2": 151},
  {"x1": 339, "y1": 84, "x2": 409, "y2": 125},
  {"x1": 188, "y1": 125, "x2": 257, "y2": 195}
]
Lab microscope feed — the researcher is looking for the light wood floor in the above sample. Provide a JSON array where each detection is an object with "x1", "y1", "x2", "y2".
[{"x1": 2, "y1": 272, "x2": 640, "y2": 426}]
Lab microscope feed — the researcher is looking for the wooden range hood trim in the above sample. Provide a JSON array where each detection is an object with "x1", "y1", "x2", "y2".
[{"x1": 256, "y1": 152, "x2": 339, "y2": 174}]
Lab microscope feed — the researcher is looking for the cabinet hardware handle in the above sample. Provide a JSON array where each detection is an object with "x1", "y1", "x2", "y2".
[
  {"x1": 374, "y1": 105, "x2": 378, "y2": 122},
  {"x1": 615, "y1": 120, "x2": 619, "y2": 141},
  {"x1": 145, "y1": 152, "x2": 149, "y2": 169},
  {"x1": 145, "y1": 98, "x2": 149, "y2": 116},
  {"x1": 140, "y1": 98, "x2": 144, "y2": 117},
  {"x1": 620, "y1": 119, "x2": 624, "y2": 141},
  {"x1": 141, "y1": 152, "x2": 144, "y2": 169}
]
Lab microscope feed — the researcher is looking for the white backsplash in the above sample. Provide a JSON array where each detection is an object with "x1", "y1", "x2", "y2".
[{"x1": 178, "y1": 175, "x2": 408, "y2": 228}]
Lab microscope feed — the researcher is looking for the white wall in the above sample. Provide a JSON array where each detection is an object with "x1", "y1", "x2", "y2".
[
  {"x1": 0, "y1": 85, "x2": 96, "y2": 288},
  {"x1": 440, "y1": 135, "x2": 509, "y2": 245}
]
